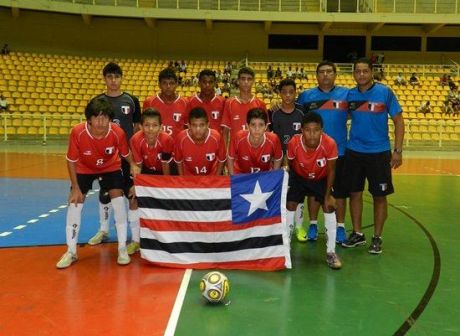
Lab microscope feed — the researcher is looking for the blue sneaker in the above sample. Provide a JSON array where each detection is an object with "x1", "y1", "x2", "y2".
[
  {"x1": 307, "y1": 224, "x2": 318, "y2": 241},
  {"x1": 336, "y1": 226, "x2": 346, "y2": 244}
]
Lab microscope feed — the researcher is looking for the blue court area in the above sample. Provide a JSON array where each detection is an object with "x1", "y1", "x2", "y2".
[{"x1": 0, "y1": 178, "x2": 119, "y2": 247}]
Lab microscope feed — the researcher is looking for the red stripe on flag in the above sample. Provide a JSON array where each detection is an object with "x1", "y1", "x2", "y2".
[
  {"x1": 135, "y1": 174, "x2": 230, "y2": 189},
  {"x1": 140, "y1": 216, "x2": 282, "y2": 232},
  {"x1": 143, "y1": 257, "x2": 287, "y2": 271}
]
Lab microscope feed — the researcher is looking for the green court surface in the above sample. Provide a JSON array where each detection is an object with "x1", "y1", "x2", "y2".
[{"x1": 174, "y1": 174, "x2": 460, "y2": 336}]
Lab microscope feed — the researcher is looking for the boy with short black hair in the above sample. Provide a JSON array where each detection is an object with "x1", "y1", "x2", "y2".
[
  {"x1": 188, "y1": 69, "x2": 226, "y2": 133},
  {"x1": 221, "y1": 66, "x2": 266, "y2": 144},
  {"x1": 228, "y1": 108, "x2": 283, "y2": 175},
  {"x1": 174, "y1": 107, "x2": 226, "y2": 176},
  {"x1": 127, "y1": 108, "x2": 174, "y2": 254},
  {"x1": 286, "y1": 112, "x2": 342, "y2": 270},
  {"x1": 56, "y1": 97, "x2": 139, "y2": 269}
]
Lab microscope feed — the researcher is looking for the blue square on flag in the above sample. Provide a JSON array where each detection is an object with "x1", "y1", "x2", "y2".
[{"x1": 230, "y1": 170, "x2": 283, "y2": 225}]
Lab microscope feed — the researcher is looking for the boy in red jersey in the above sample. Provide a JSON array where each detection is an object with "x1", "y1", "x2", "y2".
[
  {"x1": 143, "y1": 68, "x2": 188, "y2": 138},
  {"x1": 128, "y1": 108, "x2": 174, "y2": 254},
  {"x1": 228, "y1": 108, "x2": 283, "y2": 175},
  {"x1": 188, "y1": 69, "x2": 225, "y2": 133},
  {"x1": 56, "y1": 97, "x2": 140, "y2": 269},
  {"x1": 174, "y1": 107, "x2": 226, "y2": 176},
  {"x1": 286, "y1": 112, "x2": 342, "y2": 269},
  {"x1": 221, "y1": 67, "x2": 266, "y2": 144}
]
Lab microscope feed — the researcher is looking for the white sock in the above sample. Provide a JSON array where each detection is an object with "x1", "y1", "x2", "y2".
[
  {"x1": 99, "y1": 201, "x2": 112, "y2": 233},
  {"x1": 324, "y1": 212, "x2": 337, "y2": 253},
  {"x1": 286, "y1": 210, "x2": 295, "y2": 244},
  {"x1": 310, "y1": 220, "x2": 318, "y2": 226},
  {"x1": 111, "y1": 196, "x2": 128, "y2": 249},
  {"x1": 66, "y1": 203, "x2": 84, "y2": 255},
  {"x1": 128, "y1": 209, "x2": 140, "y2": 243},
  {"x1": 294, "y1": 203, "x2": 304, "y2": 229},
  {"x1": 337, "y1": 222, "x2": 345, "y2": 228}
]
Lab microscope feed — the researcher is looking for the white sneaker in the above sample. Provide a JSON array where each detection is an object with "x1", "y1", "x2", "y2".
[
  {"x1": 56, "y1": 251, "x2": 77, "y2": 269},
  {"x1": 88, "y1": 231, "x2": 108, "y2": 245},
  {"x1": 117, "y1": 247, "x2": 131, "y2": 265}
]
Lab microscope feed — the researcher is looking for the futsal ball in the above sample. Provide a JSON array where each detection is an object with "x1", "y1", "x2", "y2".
[{"x1": 199, "y1": 271, "x2": 230, "y2": 303}]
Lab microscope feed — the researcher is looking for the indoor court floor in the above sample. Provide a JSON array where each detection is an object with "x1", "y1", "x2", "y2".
[{"x1": 0, "y1": 142, "x2": 459, "y2": 336}]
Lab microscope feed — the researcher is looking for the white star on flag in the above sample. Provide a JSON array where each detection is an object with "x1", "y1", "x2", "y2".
[{"x1": 240, "y1": 180, "x2": 274, "y2": 216}]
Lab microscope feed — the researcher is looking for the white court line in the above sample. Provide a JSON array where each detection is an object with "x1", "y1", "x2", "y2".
[
  {"x1": 14, "y1": 225, "x2": 27, "y2": 230},
  {"x1": 27, "y1": 219, "x2": 39, "y2": 224},
  {"x1": 0, "y1": 232, "x2": 12, "y2": 237},
  {"x1": 58, "y1": 205, "x2": 68, "y2": 209},
  {"x1": 38, "y1": 214, "x2": 49, "y2": 218},
  {"x1": 164, "y1": 269, "x2": 192, "y2": 336},
  {"x1": 49, "y1": 209, "x2": 59, "y2": 213}
]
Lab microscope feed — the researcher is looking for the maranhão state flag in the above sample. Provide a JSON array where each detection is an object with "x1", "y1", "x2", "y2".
[{"x1": 134, "y1": 170, "x2": 291, "y2": 271}]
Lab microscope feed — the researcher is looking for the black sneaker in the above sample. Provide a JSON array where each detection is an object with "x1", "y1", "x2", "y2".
[
  {"x1": 342, "y1": 231, "x2": 366, "y2": 248},
  {"x1": 368, "y1": 236, "x2": 383, "y2": 254}
]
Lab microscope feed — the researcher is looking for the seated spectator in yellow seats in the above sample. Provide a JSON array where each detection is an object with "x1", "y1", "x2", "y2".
[
  {"x1": 409, "y1": 73, "x2": 419, "y2": 86},
  {"x1": 418, "y1": 101, "x2": 431, "y2": 114},
  {"x1": 0, "y1": 94, "x2": 8, "y2": 111}
]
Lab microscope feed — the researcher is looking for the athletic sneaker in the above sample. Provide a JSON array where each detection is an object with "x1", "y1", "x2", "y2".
[
  {"x1": 326, "y1": 252, "x2": 342, "y2": 269},
  {"x1": 56, "y1": 251, "x2": 77, "y2": 269},
  {"x1": 342, "y1": 231, "x2": 366, "y2": 248},
  {"x1": 336, "y1": 226, "x2": 346, "y2": 244},
  {"x1": 307, "y1": 224, "x2": 318, "y2": 241},
  {"x1": 117, "y1": 247, "x2": 131, "y2": 265},
  {"x1": 368, "y1": 236, "x2": 383, "y2": 254},
  {"x1": 127, "y1": 241, "x2": 140, "y2": 255},
  {"x1": 88, "y1": 231, "x2": 108, "y2": 245},
  {"x1": 295, "y1": 227, "x2": 307, "y2": 242}
]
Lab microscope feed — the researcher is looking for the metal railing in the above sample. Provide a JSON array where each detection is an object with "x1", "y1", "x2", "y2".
[{"x1": 50, "y1": 0, "x2": 459, "y2": 13}]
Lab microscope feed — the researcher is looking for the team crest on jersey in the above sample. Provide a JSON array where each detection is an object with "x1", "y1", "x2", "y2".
[
  {"x1": 261, "y1": 154, "x2": 271, "y2": 163},
  {"x1": 233, "y1": 115, "x2": 240, "y2": 121},
  {"x1": 316, "y1": 158, "x2": 326, "y2": 167},
  {"x1": 242, "y1": 155, "x2": 249, "y2": 161},
  {"x1": 211, "y1": 111, "x2": 220, "y2": 119},
  {"x1": 173, "y1": 113, "x2": 181, "y2": 122},
  {"x1": 206, "y1": 153, "x2": 216, "y2": 161},
  {"x1": 105, "y1": 147, "x2": 115, "y2": 155},
  {"x1": 380, "y1": 183, "x2": 388, "y2": 191},
  {"x1": 83, "y1": 150, "x2": 92, "y2": 156},
  {"x1": 121, "y1": 105, "x2": 131, "y2": 115},
  {"x1": 293, "y1": 122, "x2": 301, "y2": 131}
]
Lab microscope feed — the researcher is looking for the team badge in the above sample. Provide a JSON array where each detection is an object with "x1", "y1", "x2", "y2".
[
  {"x1": 261, "y1": 154, "x2": 271, "y2": 163},
  {"x1": 316, "y1": 158, "x2": 326, "y2": 167},
  {"x1": 105, "y1": 147, "x2": 115, "y2": 155},
  {"x1": 121, "y1": 105, "x2": 131, "y2": 115},
  {"x1": 173, "y1": 113, "x2": 181, "y2": 122},
  {"x1": 211, "y1": 111, "x2": 220, "y2": 119},
  {"x1": 380, "y1": 183, "x2": 388, "y2": 191},
  {"x1": 293, "y1": 122, "x2": 301, "y2": 131},
  {"x1": 206, "y1": 153, "x2": 216, "y2": 161}
]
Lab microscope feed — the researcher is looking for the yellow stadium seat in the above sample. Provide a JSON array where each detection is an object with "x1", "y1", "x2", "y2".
[{"x1": 27, "y1": 127, "x2": 38, "y2": 135}]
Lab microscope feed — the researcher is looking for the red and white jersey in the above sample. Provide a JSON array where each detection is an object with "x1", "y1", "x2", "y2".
[
  {"x1": 229, "y1": 130, "x2": 283, "y2": 174},
  {"x1": 174, "y1": 128, "x2": 226, "y2": 176},
  {"x1": 287, "y1": 133, "x2": 338, "y2": 181},
  {"x1": 142, "y1": 95, "x2": 189, "y2": 138},
  {"x1": 67, "y1": 122, "x2": 130, "y2": 174},
  {"x1": 221, "y1": 96, "x2": 266, "y2": 139},
  {"x1": 130, "y1": 130, "x2": 174, "y2": 173},
  {"x1": 188, "y1": 94, "x2": 225, "y2": 132}
]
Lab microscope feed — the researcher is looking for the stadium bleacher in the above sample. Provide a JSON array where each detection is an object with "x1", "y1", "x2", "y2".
[{"x1": 0, "y1": 51, "x2": 458, "y2": 145}]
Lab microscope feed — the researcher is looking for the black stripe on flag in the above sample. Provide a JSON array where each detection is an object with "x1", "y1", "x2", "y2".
[
  {"x1": 137, "y1": 197, "x2": 231, "y2": 211},
  {"x1": 140, "y1": 235, "x2": 283, "y2": 253}
]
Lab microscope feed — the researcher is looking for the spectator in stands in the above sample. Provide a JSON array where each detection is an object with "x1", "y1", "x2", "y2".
[
  {"x1": 224, "y1": 62, "x2": 233, "y2": 75},
  {"x1": 377, "y1": 51, "x2": 385, "y2": 64},
  {"x1": 267, "y1": 65, "x2": 274, "y2": 79},
  {"x1": 447, "y1": 76, "x2": 457, "y2": 91},
  {"x1": 286, "y1": 66, "x2": 294, "y2": 78},
  {"x1": 418, "y1": 101, "x2": 431, "y2": 114},
  {"x1": 444, "y1": 101, "x2": 455, "y2": 115},
  {"x1": 0, "y1": 94, "x2": 8, "y2": 112},
  {"x1": 440, "y1": 74, "x2": 448, "y2": 86},
  {"x1": 275, "y1": 67, "x2": 282, "y2": 78},
  {"x1": 1, "y1": 44, "x2": 9, "y2": 55},
  {"x1": 374, "y1": 68, "x2": 384, "y2": 81},
  {"x1": 394, "y1": 73, "x2": 407, "y2": 86},
  {"x1": 179, "y1": 60, "x2": 187, "y2": 74},
  {"x1": 409, "y1": 73, "x2": 419, "y2": 86},
  {"x1": 215, "y1": 84, "x2": 222, "y2": 96}
]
